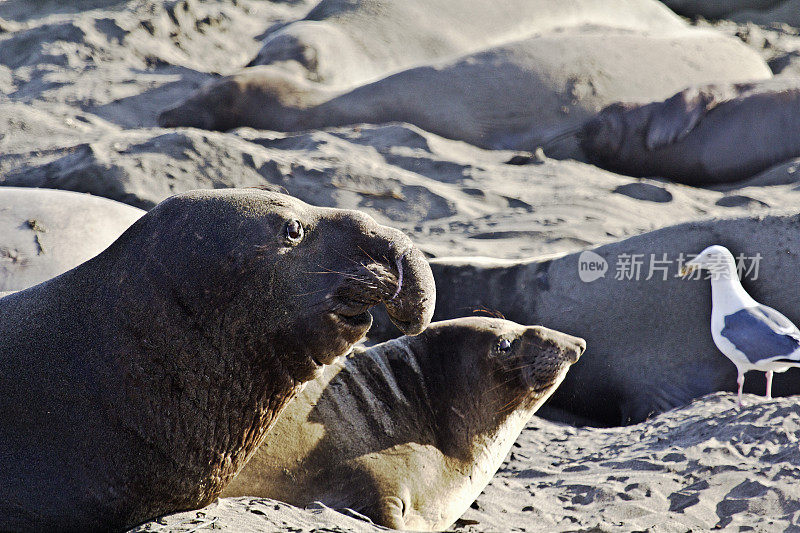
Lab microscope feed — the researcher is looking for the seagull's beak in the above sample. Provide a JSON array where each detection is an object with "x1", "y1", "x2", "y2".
[{"x1": 680, "y1": 262, "x2": 698, "y2": 277}]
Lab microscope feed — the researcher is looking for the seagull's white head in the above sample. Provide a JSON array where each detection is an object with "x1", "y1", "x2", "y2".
[{"x1": 681, "y1": 245, "x2": 738, "y2": 279}]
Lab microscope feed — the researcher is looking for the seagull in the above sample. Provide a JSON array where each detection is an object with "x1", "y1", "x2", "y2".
[{"x1": 681, "y1": 245, "x2": 800, "y2": 407}]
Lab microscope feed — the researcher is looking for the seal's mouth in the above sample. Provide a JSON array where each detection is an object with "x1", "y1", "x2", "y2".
[
  {"x1": 328, "y1": 258, "x2": 400, "y2": 333},
  {"x1": 322, "y1": 246, "x2": 434, "y2": 338},
  {"x1": 329, "y1": 294, "x2": 379, "y2": 333},
  {"x1": 530, "y1": 379, "x2": 558, "y2": 396}
]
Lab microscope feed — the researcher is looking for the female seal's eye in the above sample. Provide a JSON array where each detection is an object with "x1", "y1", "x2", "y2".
[
  {"x1": 285, "y1": 220, "x2": 304, "y2": 244},
  {"x1": 496, "y1": 338, "x2": 512, "y2": 353}
]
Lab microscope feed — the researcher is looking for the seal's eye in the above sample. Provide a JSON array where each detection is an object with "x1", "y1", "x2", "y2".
[
  {"x1": 285, "y1": 219, "x2": 304, "y2": 244},
  {"x1": 495, "y1": 338, "x2": 512, "y2": 354}
]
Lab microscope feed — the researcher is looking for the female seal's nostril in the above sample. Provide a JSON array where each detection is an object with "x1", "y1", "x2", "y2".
[{"x1": 575, "y1": 337, "x2": 587, "y2": 356}]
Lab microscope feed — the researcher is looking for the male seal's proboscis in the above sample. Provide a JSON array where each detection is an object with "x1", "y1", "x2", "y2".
[
  {"x1": 223, "y1": 317, "x2": 585, "y2": 531},
  {"x1": 0, "y1": 189, "x2": 435, "y2": 532}
]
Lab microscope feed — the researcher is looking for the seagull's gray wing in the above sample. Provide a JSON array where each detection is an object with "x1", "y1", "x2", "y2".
[
  {"x1": 721, "y1": 305, "x2": 800, "y2": 364},
  {"x1": 756, "y1": 304, "x2": 800, "y2": 337}
]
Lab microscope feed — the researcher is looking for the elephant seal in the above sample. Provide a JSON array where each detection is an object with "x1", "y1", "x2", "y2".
[
  {"x1": 658, "y1": 0, "x2": 785, "y2": 18},
  {"x1": 0, "y1": 189, "x2": 435, "y2": 532},
  {"x1": 223, "y1": 317, "x2": 585, "y2": 531},
  {"x1": 159, "y1": 27, "x2": 768, "y2": 157},
  {"x1": 0, "y1": 187, "x2": 145, "y2": 292},
  {"x1": 578, "y1": 79, "x2": 800, "y2": 185},
  {"x1": 249, "y1": 0, "x2": 685, "y2": 87},
  {"x1": 372, "y1": 213, "x2": 800, "y2": 427}
]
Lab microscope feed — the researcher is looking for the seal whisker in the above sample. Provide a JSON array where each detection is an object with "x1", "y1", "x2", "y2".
[
  {"x1": 291, "y1": 287, "x2": 332, "y2": 298},
  {"x1": 311, "y1": 263, "x2": 391, "y2": 292},
  {"x1": 309, "y1": 264, "x2": 365, "y2": 280},
  {"x1": 303, "y1": 270, "x2": 355, "y2": 275},
  {"x1": 472, "y1": 307, "x2": 506, "y2": 319},
  {"x1": 358, "y1": 260, "x2": 393, "y2": 289},
  {"x1": 486, "y1": 374, "x2": 523, "y2": 393},
  {"x1": 355, "y1": 244, "x2": 382, "y2": 269},
  {"x1": 328, "y1": 249, "x2": 399, "y2": 298},
  {"x1": 496, "y1": 391, "x2": 527, "y2": 414},
  {"x1": 501, "y1": 362, "x2": 538, "y2": 374},
  {"x1": 330, "y1": 248, "x2": 381, "y2": 273}
]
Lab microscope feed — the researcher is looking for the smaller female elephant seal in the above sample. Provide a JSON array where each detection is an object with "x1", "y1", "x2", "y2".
[
  {"x1": 0, "y1": 189, "x2": 435, "y2": 532},
  {"x1": 223, "y1": 317, "x2": 585, "y2": 531},
  {"x1": 579, "y1": 78, "x2": 800, "y2": 184}
]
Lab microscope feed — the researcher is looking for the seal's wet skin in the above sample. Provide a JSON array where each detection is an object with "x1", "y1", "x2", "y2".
[
  {"x1": 223, "y1": 317, "x2": 584, "y2": 531},
  {"x1": 0, "y1": 189, "x2": 434, "y2": 532}
]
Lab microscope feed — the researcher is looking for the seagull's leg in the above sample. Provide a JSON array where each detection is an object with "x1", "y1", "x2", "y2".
[
  {"x1": 766, "y1": 370, "x2": 773, "y2": 400},
  {"x1": 737, "y1": 371, "x2": 745, "y2": 408}
]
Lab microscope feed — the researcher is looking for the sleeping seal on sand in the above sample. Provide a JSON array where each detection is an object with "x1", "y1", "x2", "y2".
[
  {"x1": 579, "y1": 79, "x2": 800, "y2": 184},
  {"x1": 0, "y1": 187, "x2": 145, "y2": 292},
  {"x1": 158, "y1": 27, "x2": 768, "y2": 157},
  {"x1": 0, "y1": 189, "x2": 435, "y2": 531},
  {"x1": 658, "y1": 0, "x2": 785, "y2": 19},
  {"x1": 249, "y1": 0, "x2": 686, "y2": 87},
  {"x1": 223, "y1": 317, "x2": 585, "y2": 531}
]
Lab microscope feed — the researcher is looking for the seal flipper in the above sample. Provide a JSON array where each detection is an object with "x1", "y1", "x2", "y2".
[
  {"x1": 370, "y1": 495, "x2": 408, "y2": 530},
  {"x1": 645, "y1": 87, "x2": 726, "y2": 151}
]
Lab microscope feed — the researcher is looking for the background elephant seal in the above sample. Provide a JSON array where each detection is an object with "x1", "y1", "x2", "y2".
[
  {"x1": 658, "y1": 0, "x2": 785, "y2": 19},
  {"x1": 371, "y1": 213, "x2": 800, "y2": 427},
  {"x1": 158, "y1": 27, "x2": 768, "y2": 157},
  {"x1": 0, "y1": 187, "x2": 145, "y2": 292},
  {"x1": 248, "y1": 0, "x2": 685, "y2": 87},
  {"x1": 0, "y1": 189, "x2": 435, "y2": 532},
  {"x1": 579, "y1": 79, "x2": 800, "y2": 184},
  {"x1": 223, "y1": 317, "x2": 585, "y2": 531}
]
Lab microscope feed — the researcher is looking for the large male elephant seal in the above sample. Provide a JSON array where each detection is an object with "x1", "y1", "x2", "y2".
[
  {"x1": 0, "y1": 187, "x2": 145, "y2": 292},
  {"x1": 579, "y1": 79, "x2": 800, "y2": 184},
  {"x1": 372, "y1": 214, "x2": 800, "y2": 427},
  {"x1": 0, "y1": 189, "x2": 435, "y2": 532},
  {"x1": 159, "y1": 27, "x2": 768, "y2": 157},
  {"x1": 249, "y1": 0, "x2": 685, "y2": 87},
  {"x1": 223, "y1": 317, "x2": 585, "y2": 531}
]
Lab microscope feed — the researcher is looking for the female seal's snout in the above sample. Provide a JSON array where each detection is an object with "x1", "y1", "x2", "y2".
[
  {"x1": 524, "y1": 326, "x2": 586, "y2": 364},
  {"x1": 565, "y1": 334, "x2": 586, "y2": 364}
]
